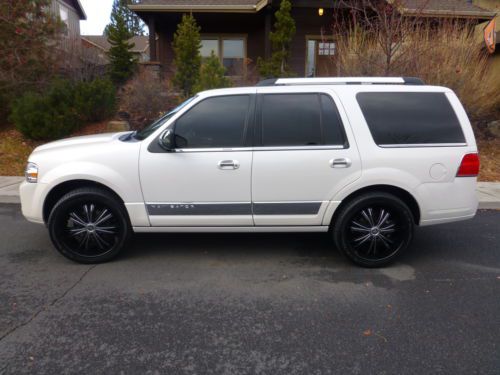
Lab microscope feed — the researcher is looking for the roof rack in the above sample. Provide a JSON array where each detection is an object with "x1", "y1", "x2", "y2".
[{"x1": 256, "y1": 77, "x2": 425, "y2": 86}]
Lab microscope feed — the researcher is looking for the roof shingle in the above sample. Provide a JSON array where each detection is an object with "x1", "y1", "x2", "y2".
[{"x1": 81, "y1": 36, "x2": 149, "y2": 53}]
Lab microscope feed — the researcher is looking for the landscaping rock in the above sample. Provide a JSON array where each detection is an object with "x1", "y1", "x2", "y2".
[
  {"x1": 487, "y1": 120, "x2": 500, "y2": 138},
  {"x1": 106, "y1": 121, "x2": 130, "y2": 132}
]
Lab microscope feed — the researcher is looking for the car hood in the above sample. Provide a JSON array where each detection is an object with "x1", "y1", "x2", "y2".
[{"x1": 34, "y1": 132, "x2": 129, "y2": 153}]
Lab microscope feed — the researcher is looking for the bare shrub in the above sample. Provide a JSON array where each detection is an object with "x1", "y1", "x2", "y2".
[
  {"x1": 119, "y1": 69, "x2": 180, "y2": 130},
  {"x1": 332, "y1": 0, "x2": 500, "y2": 123}
]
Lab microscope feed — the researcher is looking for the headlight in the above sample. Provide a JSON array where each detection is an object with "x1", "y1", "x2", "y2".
[{"x1": 25, "y1": 162, "x2": 38, "y2": 183}]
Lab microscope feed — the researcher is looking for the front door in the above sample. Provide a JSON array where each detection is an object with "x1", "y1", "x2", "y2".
[
  {"x1": 139, "y1": 93, "x2": 255, "y2": 226},
  {"x1": 252, "y1": 87, "x2": 361, "y2": 226},
  {"x1": 306, "y1": 39, "x2": 337, "y2": 77}
]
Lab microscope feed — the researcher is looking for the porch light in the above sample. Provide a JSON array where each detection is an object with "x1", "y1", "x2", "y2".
[{"x1": 318, "y1": 8, "x2": 324, "y2": 16}]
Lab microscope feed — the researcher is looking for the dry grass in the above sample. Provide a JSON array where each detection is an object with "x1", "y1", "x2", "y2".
[
  {"x1": 0, "y1": 128, "x2": 42, "y2": 176},
  {"x1": 477, "y1": 137, "x2": 500, "y2": 182}
]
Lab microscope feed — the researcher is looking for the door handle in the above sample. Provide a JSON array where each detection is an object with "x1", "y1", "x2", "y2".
[
  {"x1": 330, "y1": 157, "x2": 352, "y2": 168},
  {"x1": 218, "y1": 160, "x2": 240, "y2": 170}
]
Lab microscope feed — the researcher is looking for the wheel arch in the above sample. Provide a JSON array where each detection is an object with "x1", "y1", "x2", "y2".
[
  {"x1": 42, "y1": 179, "x2": 125, "y2": 224},
  {"x1": 330, "y1": 184, "x2": 421, "y2": 227}
]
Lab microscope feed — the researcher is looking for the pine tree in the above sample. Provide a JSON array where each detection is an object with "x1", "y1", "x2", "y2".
[
  {"x1": 107, "y1": 10, "x2": 137, "y2": 84},
  {"x1": 172, "y1": 14, "x2": 202, "y2": 97},
  {"x1": 104, "y1": 0, "x2": 144, "y2": 37},
  {"x1": 195, "y1": 52, "x2": 231, "y2": 92},
  {"x1": 257, "y1": 0, "x2": 296, "y2": 77}
]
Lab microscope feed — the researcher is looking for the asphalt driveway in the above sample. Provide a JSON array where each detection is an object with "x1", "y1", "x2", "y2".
[{"x1": 0, "y1": 204, "x2": 499, "y2": 374}]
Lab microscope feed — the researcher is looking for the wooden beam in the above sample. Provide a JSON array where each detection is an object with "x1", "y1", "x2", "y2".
[
  {"x1": 264, "y1": 5, "x2": 272, "y2": 59},
  {"x1": 148, "y1": 16, "x2": 157, "y2": 62}
]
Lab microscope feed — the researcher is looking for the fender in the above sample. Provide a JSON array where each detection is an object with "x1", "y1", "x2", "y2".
[{"x1": 322, "y1": 168, "x2": 422, "y2": 226}]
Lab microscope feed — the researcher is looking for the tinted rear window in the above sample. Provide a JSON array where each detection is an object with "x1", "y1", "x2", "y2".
[{"x1": 356, "y1": 92, "x2": 465, "y2": 145}]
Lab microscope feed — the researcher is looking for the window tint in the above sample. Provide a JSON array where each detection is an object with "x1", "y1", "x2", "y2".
[
  {"x1": 261, "y1": 94, "x2": 321, "y2": 146},
  {"x1": 175, "y1": 95, "x2": 249, "y2": 148},
  {"x1": 260, "y1": 93, "x2": 346, "y2": 147},
  {"x1": 321, "y1": 94, "x2": 347, "y2": 147},
  {"x1": 357, "y1": 92, "x2": 465, "y2": 145}
]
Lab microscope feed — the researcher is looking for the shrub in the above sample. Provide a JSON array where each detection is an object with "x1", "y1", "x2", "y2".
[
  {"x1": 10, "y1": 78, "x2": 117, "y2": 140},
  {"x1": 119, "y1": 70, "x2": 180, "y2": 130},
  {"x1": 194, "y1": 52, "x2": 231, "y2": 92},
  {"x1": 10, "y1": 81, "x2": 81, "y2": 140},
  {"x1": 75, "y1": 79, "x2": 117, "y2": 122}
]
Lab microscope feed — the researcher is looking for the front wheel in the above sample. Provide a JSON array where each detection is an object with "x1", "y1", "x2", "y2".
[
  {"x1": 48, "y1": 187, "x2": 131, "y2": 263},
  {"x1": 332, "y1": 192, "x2": 414, "y2": 267}
]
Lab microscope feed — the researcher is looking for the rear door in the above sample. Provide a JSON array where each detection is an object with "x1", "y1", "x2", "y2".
[{"x1": 252, "y1": 87, "x2": 361, "y2": 226}]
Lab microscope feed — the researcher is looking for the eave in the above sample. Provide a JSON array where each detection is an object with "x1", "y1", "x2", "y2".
[{"x1": 128, "y1": 0, "x2": 269, "y2": 14}]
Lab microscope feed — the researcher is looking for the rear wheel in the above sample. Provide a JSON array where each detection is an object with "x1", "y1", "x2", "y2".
[
  {"x1": 48, "y1": 187, "x2": 131, "y2": 263},
  {"x1": 332, "y1": 192, "x2": 414, "y2": 267}
]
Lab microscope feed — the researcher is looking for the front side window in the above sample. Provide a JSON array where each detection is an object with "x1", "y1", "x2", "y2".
[
  {"x1": 174, "y1": 95, "x2": 250, "y2": 148},
  {"x1": 260, "y1": 93, "x2": 347, "y2": 147},
  {"x1": 357, "y1": 92, "x2": 466, "y2": 145}
]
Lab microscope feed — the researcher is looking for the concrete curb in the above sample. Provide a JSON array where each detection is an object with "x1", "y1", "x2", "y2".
[{"x1": 1, "y1": 177, "x2": 499, "y2": 209}]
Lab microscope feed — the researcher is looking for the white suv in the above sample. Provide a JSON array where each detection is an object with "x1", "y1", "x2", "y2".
[{"x1": 20, "y1": 77, "x2": 480, "y2": 267}]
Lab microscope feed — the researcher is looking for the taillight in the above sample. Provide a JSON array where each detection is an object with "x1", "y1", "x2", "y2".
[{"x1": 456, "y1": 153, "x2": 480, "y2": 177}]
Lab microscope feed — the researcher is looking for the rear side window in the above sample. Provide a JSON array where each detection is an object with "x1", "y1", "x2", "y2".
[
  {"x1": 356, "y1": 92, "x2": 465, "y2": 145},
  {"x1": 259, "y1": 93, "x2": 347, "y2": 147},
  {"x1": 174, "y1": 95, "x2": 250, "y2": 148}
]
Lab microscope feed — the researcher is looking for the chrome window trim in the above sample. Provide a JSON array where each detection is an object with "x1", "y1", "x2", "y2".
[
  {"x1": 378, "y1": 143, "x2": 467, "y2": 148},
  {"x1": 253, "y1": 145, "x2": 345, "y2": 151},
  {"x1": 174, "y1": 145, "x2": 345, "y2": 153}
]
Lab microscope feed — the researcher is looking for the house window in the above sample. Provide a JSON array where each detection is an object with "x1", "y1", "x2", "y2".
[
  {"x1": 200, "y1": 39, "x2": 219, "y2": 58},
  {"x1": 200, "y1": 36, "x2": 246, "y2": 76}
]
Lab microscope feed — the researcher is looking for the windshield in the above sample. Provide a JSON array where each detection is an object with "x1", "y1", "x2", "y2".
[{"x1": 133, "y1": 96, "x2": 197, "y2": 140}]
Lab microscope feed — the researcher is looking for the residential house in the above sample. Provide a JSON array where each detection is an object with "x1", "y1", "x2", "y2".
[
  {"x1": 128, "y1": 0, "x2": 495, "y2": 78},
  {"x1": 81, "y1": 35, "x2": 151, "y2": 66},
  {"x1": 473, "y1": 0, "x2": 500, "y2": 84},
  {"x1": 50, "y1": 0, "x2": 87, "y2": 50}
]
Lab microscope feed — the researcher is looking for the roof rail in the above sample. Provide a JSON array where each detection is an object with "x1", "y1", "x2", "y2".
[{"x1": 256, "y1": 77, "x2": 424, "y2": 86}]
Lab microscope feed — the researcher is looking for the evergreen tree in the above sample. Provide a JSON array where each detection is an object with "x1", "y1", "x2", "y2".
[
  {"x1": 257, "y1": 0, "x2": 296, "y2": 77},
  {"x1": 107, "y1": 9, "x2": 137, "y2": 84},
  {"x1": 172, "y1": 14, "x2": 202, "y2": 97},
  {"x1": 104, "y1": 0, "x2": 144, "y2": 37},
  {"x1": 195, "y1": 52, "x2": 231, "y2": 92}
]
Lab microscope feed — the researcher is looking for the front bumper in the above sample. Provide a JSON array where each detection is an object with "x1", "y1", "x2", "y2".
[{"x1": 19, "y1": 181, "x2": 47, "y2": 224}]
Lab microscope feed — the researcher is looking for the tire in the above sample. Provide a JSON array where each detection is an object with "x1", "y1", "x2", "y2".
[
  {"x1": 48, "y1": 187, "x2": 131, "y2": 264},
  {"x1": 332, "y1": 192, "x2": 414, "y2": 268}
]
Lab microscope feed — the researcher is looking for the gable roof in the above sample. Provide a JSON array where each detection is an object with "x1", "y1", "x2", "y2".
[
  {"x1": 61, "y1": 0, "x2": 87, "y2": 20},
  {"x1": 81, "y1": 35, "x2": 150, "y2": 53}
]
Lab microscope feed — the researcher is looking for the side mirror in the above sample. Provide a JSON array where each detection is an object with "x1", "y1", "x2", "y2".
[{"x1": 159, "y1": 128, "x2": 175, "y2": 152}]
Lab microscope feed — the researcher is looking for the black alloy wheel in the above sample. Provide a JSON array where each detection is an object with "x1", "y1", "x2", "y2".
[
  {"x1": 333, "y1": 192, "x2": 414, "y2": 267},
  {"x1": 48, "y1": 187, "x2": 131, "y2": 263}
]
